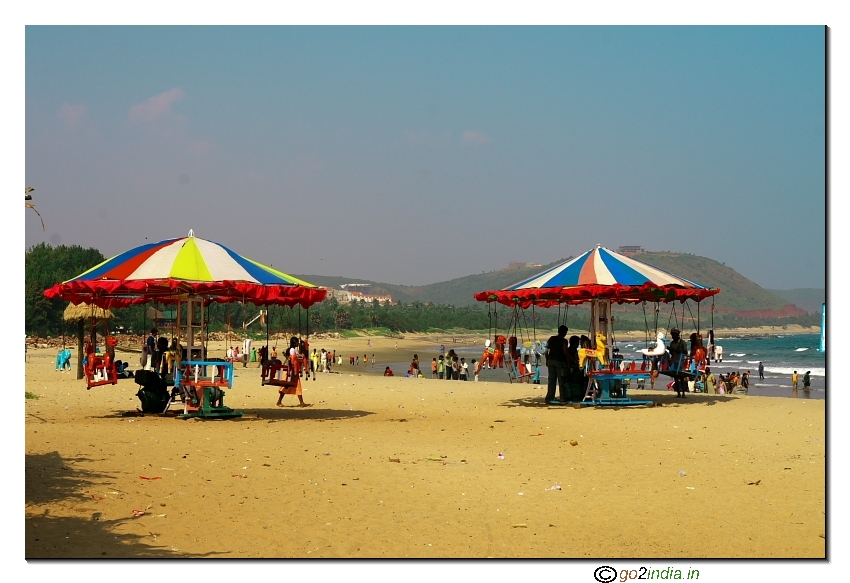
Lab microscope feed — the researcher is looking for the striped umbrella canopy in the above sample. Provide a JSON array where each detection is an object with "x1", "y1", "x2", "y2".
[
  {"x1": 44, "y1": 231, "x2": 327, "y2": 309},
  {"x1": 474, "y1": 245, "x2": 719, "y2": 308}
]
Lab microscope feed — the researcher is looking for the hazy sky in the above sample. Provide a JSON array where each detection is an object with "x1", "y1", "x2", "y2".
[{"x1": 25, "y1": 25, "x2": 825, "y2": 289}]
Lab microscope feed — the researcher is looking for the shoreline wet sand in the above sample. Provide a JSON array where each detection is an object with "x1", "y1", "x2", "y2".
[{"x1": 25, "y1": 333, "x2": 825, "y2": 558}]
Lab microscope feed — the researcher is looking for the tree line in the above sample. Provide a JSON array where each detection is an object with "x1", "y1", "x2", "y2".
[{"x1": 26, "y1": 243, "x2": 819, "y2": 338}]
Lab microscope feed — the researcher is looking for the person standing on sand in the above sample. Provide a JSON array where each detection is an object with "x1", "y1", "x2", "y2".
[
  {"x1": 472, "y1": 359, "x2": 481, "y2": 382},
  {"x1": 792, "y1": 370, "x2": 799, "y2": 396},
  {"x1": 545, "y1": 325, "x2": 569, "y2": 404},
  {"x1": 445, "y1": 350, "x2": 457, "y2": 381},
  {"x1": 147, "y1": 328, "x2": 157, "y2": 353},
  {"x1": 371, "y1": 354, "x2": 376, "y2": 369},
  {"x1": 758, "y1": 362, "x2": 764, "y2": 380},
  {"x1": 459, "y1": 357, "x2": 468, "y2": 381},
  {"x1": 242, "y1": 337, "x2": 252, "y2": 368},
  {"x1": 431, "y1": 358, "x2": 438, "y2": 378},
  {"x1": 803, "y1": 371, "x2": 811, "y2": 391},
  {"x1": 437, "y1": 355, "x2": 445, "y2": 379},
  {"x1": 704, "y1": 367, "x2": 717, "y2": 395},
  {"x1": 668, "y1": 328, "x2": 688, "y2": 398}
]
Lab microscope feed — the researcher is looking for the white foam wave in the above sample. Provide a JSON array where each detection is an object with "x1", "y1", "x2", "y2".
[
  {"x1": 765, "y1": 366, "x2": 825, "y2": 377},
  {"x1": 747, "y1": 360, "x2": 762, "y2": 364},
  {"x1": 795, "y1": 348, "x2": 809, "y2": 352},
  {"x1": 730, "y1": 353, "x2": 746, "y2": 357},
  {"x1": 722, "y1": 359, "x2": 743, "y2": 363}
]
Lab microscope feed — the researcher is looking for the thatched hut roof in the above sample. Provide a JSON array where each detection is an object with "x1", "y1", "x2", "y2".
[{"x1": 63, "y1": 302, "x2": 114, "y2": 322}]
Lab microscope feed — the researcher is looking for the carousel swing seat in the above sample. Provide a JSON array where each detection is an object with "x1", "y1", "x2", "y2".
[
  {"x1": 134, "y1": 369, "x2": 173, "y2": 414},
  {"x1": 657, "y1": 353, "x2": 697, "y2": 379},
  {"x1": 175, "y1": 361, "x2": 243, "y2": 419},
  {"x1": 261, "y1": 359, "x2": 303, "y2": 394},
  {"x1": 83, "y1": 336, "x2": 119, "y2": 389},
  {"x1": 505, "y1": 357, "x2": 534, "y2": 384}
]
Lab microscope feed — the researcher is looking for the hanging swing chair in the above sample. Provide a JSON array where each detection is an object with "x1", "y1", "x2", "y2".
[{"x1": 62, "y1": 302, "x2": 115, "y2": 386}]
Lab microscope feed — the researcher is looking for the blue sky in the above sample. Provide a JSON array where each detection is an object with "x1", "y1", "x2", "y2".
[{"x1": 25, "y1": 25, "x2": 825, "y2": 289}]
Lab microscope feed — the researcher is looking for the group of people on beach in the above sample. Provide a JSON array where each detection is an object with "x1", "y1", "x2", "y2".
[
  {"x1": 140, "y1": 328, "x2": 181, "y2": 378},
  {"x1": 542, "y1": 325, "x2": 590, "y2": 404},
  {"x1": 382, "y1": 349, "x2": 475, "y2": 381},
  {"x1": 699, "y1": 368, "x2": 749, "y2": 395},
  {"x1": 427, "y1": 351, "x2": 471, "y2": 380}
]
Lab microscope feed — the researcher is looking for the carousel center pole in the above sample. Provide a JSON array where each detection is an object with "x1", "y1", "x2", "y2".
[{"x1": 589, "y1": 298, "x2": 613, "y2": 364}]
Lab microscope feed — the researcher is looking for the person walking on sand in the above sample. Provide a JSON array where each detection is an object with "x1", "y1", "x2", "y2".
[
  {"x1": 791, "y1": 370, "x2": 799, "y2": 397},
  {"x1": 758, "y1": 362, "x2": 764, "y2": 380}
]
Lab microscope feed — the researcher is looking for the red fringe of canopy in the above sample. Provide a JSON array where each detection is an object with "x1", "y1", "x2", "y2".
[
  {"x1": 473, "y1": 284, "x2": 720, "y2": 309},
  {"x1": 44, "y1": 279, "x2": 327, "y2": 310}
]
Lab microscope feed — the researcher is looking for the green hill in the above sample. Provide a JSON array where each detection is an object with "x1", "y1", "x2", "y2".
[{"x1": 296, "y1": 251, "x2": 801, "y2": 315}]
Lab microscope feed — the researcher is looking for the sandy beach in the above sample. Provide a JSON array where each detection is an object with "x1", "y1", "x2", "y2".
[{"x1": 24, "y1": 334, "x2": 825, "y2": 558}]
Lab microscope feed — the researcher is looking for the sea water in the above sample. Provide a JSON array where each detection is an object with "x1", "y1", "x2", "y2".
[
  {"x1": 620, "y1": 333, "x2": 824, "y2": 399},
  {"x1": 383, "y1": 334, "x2": 825, "y2": 400},
  {"x1": 696, "y1": 333, "x2": 825, "y2": 399}
]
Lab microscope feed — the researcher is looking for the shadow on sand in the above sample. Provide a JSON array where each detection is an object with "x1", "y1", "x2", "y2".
[
  {"x1": 26, "y1": 451, "x2": 217, "y2": 558},
  {"x1": 87, "y1": 406, "x2": 375, "y2": 423},
  {"x1": 499, "y1": 391, "x2": 743, "y2": 409}
]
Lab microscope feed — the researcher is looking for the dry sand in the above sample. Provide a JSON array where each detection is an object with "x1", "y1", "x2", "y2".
[{"x1": 24, "y1": 335, "x2": 825, "y2": 558}]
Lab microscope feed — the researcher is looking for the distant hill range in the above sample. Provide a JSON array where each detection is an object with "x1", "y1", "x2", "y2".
[
  {"x1": 766, "y1": 288, "x2": 825, "y2": 315},
  {"x1": 295, "y1": 251, "x2": 818, "y2": 317}
]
